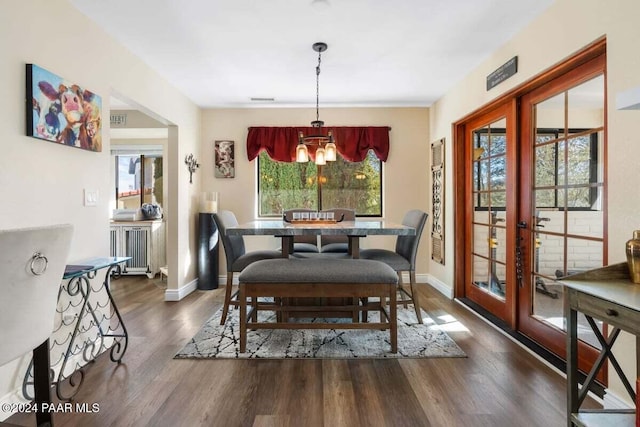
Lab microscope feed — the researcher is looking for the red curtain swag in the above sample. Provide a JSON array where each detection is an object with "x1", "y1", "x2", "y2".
[{"x1": 246, "y1": 126, "x2": 390, "y2": 163}]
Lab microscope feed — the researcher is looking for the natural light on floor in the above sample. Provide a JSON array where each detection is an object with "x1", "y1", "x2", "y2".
[{"x1": 423, "y1": 313, "x2": 470, "y2": 333}]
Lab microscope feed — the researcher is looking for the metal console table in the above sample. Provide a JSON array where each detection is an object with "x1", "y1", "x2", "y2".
[
  {"x1": 23, "y1": 256, "x2": 130, "y2": 401},
  {"x1": 561, "y1": 263, "x2": 639, "y2": 427}
]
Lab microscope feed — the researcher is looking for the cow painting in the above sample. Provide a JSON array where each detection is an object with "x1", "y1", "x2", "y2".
[{"x1": 27, "y1": 64, "x2": 102, "y2": 152}]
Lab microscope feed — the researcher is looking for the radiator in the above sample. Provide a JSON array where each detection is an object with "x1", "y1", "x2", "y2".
[
  {"x1": 124, "y1": 227, "x2": 149, "y2": 271},
  {"x1": 109, "y1": 229, "x2": 118, "y2": 257},
  {"x1": 110, "y1": 223, "x2": 163, "y2": 277}
]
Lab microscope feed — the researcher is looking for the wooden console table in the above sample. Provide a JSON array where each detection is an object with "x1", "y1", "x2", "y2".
[{"x1": 561, "y1": 263, "x2": 639, "y2": 427}]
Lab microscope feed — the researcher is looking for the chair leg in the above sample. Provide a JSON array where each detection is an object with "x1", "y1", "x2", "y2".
[
  {"x1": 220, "y1": 273, "x2": 234, "y2": 325},
  {"x1": 33, "y1": 338, "x2": 53, "y2": 427},
  {"x1": 398, "y1": 272, "x2": 408, "y2": 309},
  {"x1": 239, "y1": 284, "x2": 247, "y2": 353},
  {"x1": 409, "y1": 271, "x2": 423, "y2": 324}
]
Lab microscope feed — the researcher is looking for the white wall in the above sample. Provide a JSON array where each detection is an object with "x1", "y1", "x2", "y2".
[
  {"x1": 430, "y1": 0, "x2": 640, "y2": 408},
  {"x1": 0, "y1": 0, "x2": 201, "y2": 416},
  {"x1": 199, "y1": 107, "x2": 430, "y2": 275}
]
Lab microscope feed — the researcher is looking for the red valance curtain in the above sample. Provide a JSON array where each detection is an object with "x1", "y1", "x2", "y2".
[{"x1": 246, "y1": 126, "x2": 390, "y2": 163}]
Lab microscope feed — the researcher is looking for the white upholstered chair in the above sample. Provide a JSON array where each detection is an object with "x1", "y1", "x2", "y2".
[{"x1": 0, "y1": 224, "x2": 73, "y2": 426}]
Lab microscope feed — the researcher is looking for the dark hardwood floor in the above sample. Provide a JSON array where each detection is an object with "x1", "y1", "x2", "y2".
[{"x1": 6, "y1": 275, "x2": 599, "y2": 427}]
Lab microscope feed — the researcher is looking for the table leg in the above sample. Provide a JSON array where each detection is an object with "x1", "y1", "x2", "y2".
[
  {"x1": 348, "y1": 236, "x2": 360, "y2": 259},
  {"x1": 566, "y1": 293, "x2": 578, "y2": 427},
  {"x1": 280, "y1": 236, "x2": 292, "y2": 258}
]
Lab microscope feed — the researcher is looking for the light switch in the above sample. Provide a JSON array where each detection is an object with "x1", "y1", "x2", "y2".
[{"x1": 84, "y1": 189, "x2": 98, "y2": 207}]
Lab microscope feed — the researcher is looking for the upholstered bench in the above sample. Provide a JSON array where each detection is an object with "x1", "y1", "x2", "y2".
[{"x1": 237, "y1": 258, "x2": 399, "y2": 353}]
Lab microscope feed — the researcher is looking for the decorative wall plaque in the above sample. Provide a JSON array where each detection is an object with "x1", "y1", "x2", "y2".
[
  {"x1": 486, "y1": 56, "x2": 518, "y2": 90},
  {"x1": 431, "y1": 138, "x2": 445, "y2": 264}
]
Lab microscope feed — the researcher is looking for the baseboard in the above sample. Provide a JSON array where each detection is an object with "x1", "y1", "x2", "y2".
[
  {"x1": 164, "y1": 278, "x2": 198, "y2": 301},
  {"x1": 603, "y1": 388, "x2": 634, "y2": 410},
  {"x1": 423, "y1": 274, "x2": 453, "y2": 299}
]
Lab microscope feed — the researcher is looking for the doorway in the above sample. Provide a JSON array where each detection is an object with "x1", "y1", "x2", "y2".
[{"x1": 109, "y1": 94, "x2": 171, "y2": 280}]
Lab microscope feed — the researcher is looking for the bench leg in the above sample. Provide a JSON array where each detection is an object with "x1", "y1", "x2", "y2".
[
  {"x1": 239, "y1": 284, "x2": 247, "y2": 353},
  {"x1": 352, "y1": 297, "x2": 359, "y2": 322},
  {"x1": 390, "y1": 285, "x2": 397, "y2": 353}
]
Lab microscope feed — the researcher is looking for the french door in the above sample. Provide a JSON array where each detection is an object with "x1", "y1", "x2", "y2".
[
  {"x1": 517, "y1": 55, "x2": 606, "y2": 373},
  {"x1": 464, "y1": 101, "x2": 517, "y2": 326},
  {"x1": 458, "y1": 47, "x2": 606, "y2": 374}
]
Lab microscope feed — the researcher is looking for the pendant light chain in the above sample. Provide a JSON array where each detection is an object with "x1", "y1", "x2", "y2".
[{"x1": 316, "y1": 49, "x2": 321, "y2": 125}]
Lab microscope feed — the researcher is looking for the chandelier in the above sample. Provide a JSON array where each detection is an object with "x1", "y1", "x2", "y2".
[{"x1": 296, "y1": 42, "x2": 337, "y2": 166}]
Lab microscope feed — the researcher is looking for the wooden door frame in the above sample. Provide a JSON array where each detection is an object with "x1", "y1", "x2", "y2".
[{"x1": 454, "y1": 37, "x2": 606, "y2": 309}]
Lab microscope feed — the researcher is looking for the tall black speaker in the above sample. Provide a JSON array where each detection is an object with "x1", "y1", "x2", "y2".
[{"x1": 198, "y1": 213, "x2": 219, "y2": 290}]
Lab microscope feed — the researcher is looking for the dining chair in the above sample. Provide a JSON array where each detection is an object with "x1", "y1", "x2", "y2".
[
  {"x1": 359, "y1": 210, "x2": 428, "y2": 323},
  {"x1": 319, "y1": 208, "x2": 356, "y2": 253},
  {"x1": 213, "y1": 210, "x2": 282, "y2": 324},
  {"x1": 0, "y1": 224, "x2": 74, "y2": 427},
  {"x1": 282, "y1": 208, "x2": 319, "y2": 254}
]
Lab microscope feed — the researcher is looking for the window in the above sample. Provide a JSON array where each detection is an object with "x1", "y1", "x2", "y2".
[
  {"x1": 257, "y1": 150, "x2": 382, "y2": 217},
  {"x1": 115, "y1": 154, "x2": 163, "y2": 209}
]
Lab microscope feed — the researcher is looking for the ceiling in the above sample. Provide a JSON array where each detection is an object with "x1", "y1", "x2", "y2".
[{"x1": 70, "y1": 0, "x2": 554, "y2": 109}]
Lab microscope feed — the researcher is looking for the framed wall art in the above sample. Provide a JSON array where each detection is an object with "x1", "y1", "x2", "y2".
[
  {"x1": 26, "y1": 64, "x2": 102, "y2": 152},
  {"x1": 431, "y1": 138, "x2": 445, "y2": 265},
  {"x1": 214, "y1": 140, "x2": 235, "y2": 178}
]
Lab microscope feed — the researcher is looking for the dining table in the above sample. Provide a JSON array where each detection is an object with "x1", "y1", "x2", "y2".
[{"x1": 225, "y1": 219, "x2": 416, "y2": 258}]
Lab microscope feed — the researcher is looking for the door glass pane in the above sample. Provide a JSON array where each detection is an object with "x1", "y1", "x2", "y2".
[
  {"x1": 535, "y1": 92, "x2": 564, "y2": 130},
  {"x1": 534, "y1": 143, "x2": 558, "y2": 187},
  {"x1": 490, "y1": 190, "x2": 506, "y2": 208},
  {"x1": 566, "y1": 135, "x2": 594, "y2": 186},
  {"x1": 490, "y1": 259, "x2": 506, "y2": 298},
  {"x1": 535, "y1": 189, "x2": 557, "y2": 209},
  {"x1": 472, "y1": 254, "x2": 489, "y2": 291},
  {"x1": 568, "y1": 75, "x2": 605, "y2": 129},
  {"x1": 473, "y1": 224, "x2": 490, "y2": 258},
  {"x1": 473, "y1": 159, "x2": 489, "y2": 194},
  {"x1": 489, "y1": 157, "x2": 506, "y2": 191},
  {"x1": 494, "y1": 221, "x2": 507, "y2": 266},
  {"x1": 567, "y1": 238, "x2": 603, "y2": 273},
  {"x1": 489, "y1": 134, "x2": 507, "y2": 156}
]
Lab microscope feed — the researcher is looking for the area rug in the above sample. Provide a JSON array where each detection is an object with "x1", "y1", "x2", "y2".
[{"x1": 175, "y1": 303, "x2": 466, "y2": 359}]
